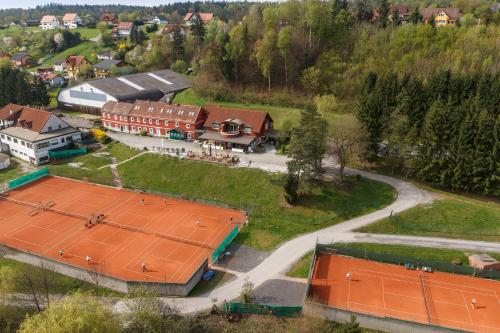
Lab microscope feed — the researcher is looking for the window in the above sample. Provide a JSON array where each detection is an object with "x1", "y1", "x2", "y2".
[
  {"x1": 138, "y1": 127, "x2": 142, "y2": 131},
  {"x1": 37, "y1": 142, "x2": 50, "y2": 149},
  {"x1": 187, "y1": 133, "x2": 192, "y2": 139},
  {"x1": 175, "y1": 122, "x2": 179, "y2": 128},
  {"x1": 149, "y1": 128, "x2": 154, "y2": 134},
  {"x1": 131, "y1": 117, "x2": 134, "y2": 121},
  {"x1": 188, "y1": 111, "x2": 195, "y2": 116},
  {"x1": 186, "y1": 123, "x2": 190, "y2": 129},
  {"x1": 61, "y1": 137, "x2": 65, "y2": 143},
  {"x1": 119, "y1": 116, "x2": 123, "y2": 121},
  {"x1": 102, "y1": 112, "x2": 106, "y2": 117},
  {"x1": 157, "y1": 128, "x2": 161, "y2": 135},
  {"x1": 149, "y1": 119, "x2": 152, "y2": 124},
  {"x1": 107, "y1": 114, "x2": 110, "y2": 119},
  {"x1": 132, "y1": 126, "x2": 136, "y2": 131},
  {"x1": 27, "y1": 143, "x2": 32, "y2": 148},
  {"x1": 244, "y1": 126, "x2": 252, "y2": 134},
  {"x1": 143, "y1": 118, "x2": 146, "y2": 123},
  {"x1": 156, "y1": 119, "x2": 159, "y2": 125},
  {"x1": 148, "y1": 107, "x2": 154, "y2": 112},
  {"x1": 212, "y1": 122, "x2": 220, "y2": 129},
  {"x1": 164, "y1": 121, "x2": 168, "y2": 126},
  {"x1": 134, "y1": 105, "x2": 140, "y2": 110},
  {"x1": 124, "y1": 117, "x2": 127, "y2": 121},
  {"x1": 0, "y1": 134, "x2": 4, "y2": 139},
  {"x1": 178, "y1": 110, "x2": 184, "y2": 116},
  {"x1": 114, "y1": 115, "x2": 117, "y2": 120},
  {"x1": 13, "y1": 138, "x2": 18, "y2": 143},
  {"x1": 47, "y1": 126, "x2": 52, "y2": 131}
]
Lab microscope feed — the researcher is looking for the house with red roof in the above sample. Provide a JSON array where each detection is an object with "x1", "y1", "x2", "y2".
[
  {"x1": 64, "y1": 55, "x2": 92, "y2": 79},
  {"x1": 99, "y1": 13, "x2": 118, "y2": 26},
  {"x1": 101, "y1": 101, "x2": 273, "y2": 152},
  {"x1": 62, "y1": 13, "x2": 82, "y2": 29},
  {"x1": 162, "y1": 24, "x2": 185, "y2": 41},
  {"x1": 112, "y1": 22, "x2": 134, "y2": 41},
  {"x1": 183, "y1": 12, "x2": 214, "y2": 26},
  {"x1": 0, "y1": 104, "x2": 81, "y2": 164},
  {"x1": 422, "y1": 7, "x2": 460, "y2": 26},
  {"x1": 39, "y1": 15, "x2": 60, "y2": 30}
]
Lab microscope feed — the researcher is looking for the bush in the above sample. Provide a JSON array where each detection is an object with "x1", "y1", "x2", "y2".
[
  {"x1": 139, "y1": 130, "x2": 148, "y2": 136},
  {"x1": 90, "y1": 128, "x2": 109, "y2": 144},
  {"x1": 170, "y1": 59, "x2": 189, "y2": 74}
]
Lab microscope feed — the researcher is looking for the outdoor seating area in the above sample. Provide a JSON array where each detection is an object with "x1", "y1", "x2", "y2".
[{"x1": 150, "y1": 146, "x2": 239, "y2": 165}]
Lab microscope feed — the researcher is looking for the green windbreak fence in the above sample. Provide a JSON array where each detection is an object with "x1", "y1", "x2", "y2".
[
  {"x1": 223, "y1": 302, "x2": 302, "y2": 317},
  {"x1": 212, "y1": 226, "x2": 239, "y2": 263},
  {"x1": 8, "y1": 167, "x2": 49, "y2": 190},
  {"x1": 318, "y1": 244, "x2": 500, "y2": 280},
  {"x1": 49, "y1": 147, "x2": 87, "y2": 159}
]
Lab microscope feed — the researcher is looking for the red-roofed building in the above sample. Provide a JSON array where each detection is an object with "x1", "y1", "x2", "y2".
[
  {"x1": 112, "y1": 22, "x2": 134, "y2": 41},
  {"x1": 100, "y1": 13, "x2": 118, "y2": 26},
  {"x1": 0, "y1": 104, "x2": 81, "y2": 164},
  {"x1": 162, "y1": 24, "x2": 186, "y2": 40},
  {"x1": 422, "y1": 7, "x2": 460, "y2": 26},
  {"x1": 101, "y1": 101, "x2": 273, "y2": 152},
  {"x1": 64, "y1": 55, "x2": 92, "y2": 79},
  {"x1": 39, "y1": 15, "x2": 60, "y2": 30},
  {"x1": 183, "y1": 12, "x2": 214, "y2": 26},
  {"x1": 62, "y1": 13, "x2": 81, "y2": 29}
]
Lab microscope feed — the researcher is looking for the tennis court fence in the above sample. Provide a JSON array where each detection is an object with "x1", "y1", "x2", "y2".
[
  {"x1": 317, "y1": 244, "x2": 500, "y2": 280},
  {"x1": 49, "y1": 147, "x2": 87, "y2": 159},
  {"x1": 223, "y1": 302, "x2": 301, "y2": 317},
  {"x1": 211, "y1": 225, "x2": 239, "y2": 263},
  {"x1": 7, "y1": 167, "x2": 49, "y2": 190}
]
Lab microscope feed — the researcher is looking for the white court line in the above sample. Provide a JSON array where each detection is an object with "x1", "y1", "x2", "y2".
[
  {"x1": 117, "y1": 77, "x2": 144, "y2": 90},
  {"x1": 147, "y1": 73, "x2": 173, "y2": 85},
  {"x1": 381, "y1": 277, "x2": 387, "y2": 309},
  {"x1": 461, "y1": 291, "x2": 473, "y2": 324}
]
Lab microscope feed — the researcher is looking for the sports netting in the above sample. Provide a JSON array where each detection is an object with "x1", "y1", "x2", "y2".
[
  {"x1": 317, "y1": 244, "x2": 500, "y2": 280},
  {"x1": 223, "y1": 302, "x2": 302, "y2": 317},
  {"x1": 48, "y1": 147, "x2": 87, "y2": 159},
  {"x1": 8, "y1": 168, "x2": 49, "y2": 190},
  {"x1": 211, "y1": 225, "x2": 239, "y2": 263}
]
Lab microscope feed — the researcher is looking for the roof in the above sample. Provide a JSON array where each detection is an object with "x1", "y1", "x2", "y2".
[
  {"x1": 421, "y1": 7, "x2": 460, "y2": 20},
  {"x1": 40, "y1": 72, "x2": 61, "y2": 81},
  {"x1": 117, "y1": 22, "x2": 134, "y2": 30},
  {"x1": 11, "y1": 53, "x2": 32, "y2": 61},
  {"x1": 62, "y1": 13, "x2": 78, "y2": 21},
  {"x1": 54, "y1": 60, "x2": 65, "y2": 66},
  {"x1": 93, "y1": 59, "x2": 124, "y2": 70},
  {"x1": 85, "y1": 69, "x2": 191, "y2": 100},
  {"x1": 0, "y1": 126, "x2": 79, "y2": 143},
  {"x1": 393, "y1": 5, "x2": 410, "y2": 15},
  {"x1": 102, "y1": 100, "x2": 203, "y2": 122},
  {"x1": 40, "y1": 15, "x2": 58, "y2": 24},
  {"x1": 100, "y1": 13, "x2": 117, "y2": 21},
  {"x1": 198, "y1": 131, "x2": 256, "y2": 145},
  {"x1": 65, "y1": 56, "x2": 89, "y2": 66},
  {"x1": 469, "y1": 254, "x2": 499, "y2": 263},
  {"x1": 162, "y1": 24, "x2": 182, "y2": 34},
  {"x1": 203, "y1": 105, "x2": 271, "y2": 134},
  {"x1": 0, "y1": 104, "x2": 52, "y2": 133},
  {"x1": 184, "y1": 12, "x2": 214, "y2": 23}
]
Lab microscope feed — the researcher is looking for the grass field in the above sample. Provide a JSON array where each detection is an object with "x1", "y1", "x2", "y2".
[
  {"x1": 117, "y1": 154, "x2": 396, "y2": 250},
  {"x1": 286, "y1": 243, "x2": 500, "y2": 279},
  {"x1": 0, "y1": 160, "x2": 24, "y2": 184},
  {"x1": 173, "y1": 89, "x2": 355, "y2": 131},
  {"x1": 40, "y1": 41, "x2": 102, "y2": 66},
  {"x1": 0, "y1": 257, "x2": 122, "y2": 296},
  {"x1": 73, "y1": 27, "x2": 101, "y2": 39},
  {"x1": 357, "y1": 191, "x2": 500, "y2": 242},
  {"x1": 47, "y1": 143, "x2": 139, "y2": 185}
]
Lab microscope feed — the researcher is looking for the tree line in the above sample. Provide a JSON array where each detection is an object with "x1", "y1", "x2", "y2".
[
  {"x1": 357, "y1": 71, "x2": 499, "y2": 195},
  {"x1": 0, "y1": 63, "x2": 49, "y2": 108}
]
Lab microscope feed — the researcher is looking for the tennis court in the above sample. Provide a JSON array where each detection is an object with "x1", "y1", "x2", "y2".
[
  {"x1": 0, "y1": 176, "x2": 245, "y2": 285},
  {"x1": 309, "y1": 254, "x2": 500, "y2": 333}
]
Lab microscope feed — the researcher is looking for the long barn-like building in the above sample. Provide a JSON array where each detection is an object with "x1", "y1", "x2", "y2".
[{"x1": 57, "y1": 69, "x2": 191, "y2": 114}]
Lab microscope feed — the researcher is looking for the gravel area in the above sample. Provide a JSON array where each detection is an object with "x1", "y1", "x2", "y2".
[
  {"x1": 216, "y1": 243, "x2": 268, "y2": 272},
  {"x1": 251, "y1": 279, "x2": 306, "y2": 306}
]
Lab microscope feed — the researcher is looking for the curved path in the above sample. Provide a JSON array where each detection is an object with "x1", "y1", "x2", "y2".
[{"x1": 115, "y1": 166, "x2": 434, "y2": 314}]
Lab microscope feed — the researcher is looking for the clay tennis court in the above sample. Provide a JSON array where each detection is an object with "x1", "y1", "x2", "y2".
[
  {"x1": 309, "y1": 254, "x2": 500, "y2": 333},
  {"x1": 0, "y1": 176, "x2": 245, "y2": 284}
]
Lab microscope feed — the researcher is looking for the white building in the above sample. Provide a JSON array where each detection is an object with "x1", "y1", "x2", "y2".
[
  {"x1": 62, "y1": 13, "x2": 81, "y2": 29},
  {"x1": 0, "y1": 153, "x2": 10, "y2": 170},
  {"x1": 57, "y1": 69, "x2": 191, "y2": 113},
  {"x1": 0, "y1": 104, "x2": 81, "y2": 165},
  {"x1": 144, "y1": 15, "x2": 168, "y2": 25},
  {"x1": 40, "y1": 15, "x2": 61, "y2": 30}
]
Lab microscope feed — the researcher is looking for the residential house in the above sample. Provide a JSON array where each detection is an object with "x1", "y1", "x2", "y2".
[
  {"x1": 101, "y1": 100, "x2": 205, "y2": 140},
  {"x1": 422, "y1": 8, "x2": 460, "y2": 26},
  {"x1": 183, "y1": 12, "x2": 214, "y2": 26},
  {"x1": 0, "y1": 104, "x2": 81, "y2": 165},
  {"x1": 112, "y1": 22, "x2": 134, "y2": 41},
  {"x1": 62, "y1": 13, "x2": 81, "y2": 29},
  {"x1": 97, "y1": 51, "x2": 113, "y2": 60},
  {"x1": 10, "y1": 53, "x2": 36, "y2": 68},
  {"x1": 144, "y1": 15, "x2": 168, "y2": 25},
  {"x1": 162, "y1": 24, "x2": 185, "y2": 41},
  {"x1": 199, "y1": 105, "x2": 273, "y2": 152},
  {"x1": 40, "y1": 72, "x2": 65, "y2": 88},
  {"x1": 92, "y1": 59, "x2": 128, "y2": 78},
  {"x1": 373, "y1": 5, "x2": 411, "y2": 24},
  {"x1": 39, "y1": 15, "x2": 60, "y2": 30},
  {"x1": 99, "y1": 13, "x2": 118, "y2": 26},
  {"x1": 101, "y1": 101, "x2": 273, "y2": 152},
  {"x1": 64, "y1": 56, "x2": 92, "y2": 79},
  {"x1": 53, "y1": 60, "x2": 66, "y2": 72}
]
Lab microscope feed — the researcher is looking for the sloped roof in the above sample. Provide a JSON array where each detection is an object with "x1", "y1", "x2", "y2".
[
  {"x1": 203, "y1": 105, "x2": 272, "y2": 134},
  {"x1": 65, "y1": 55, "x2": 89, "y2": 66},
  {"x1": 93, "y1": 59, "x2": 124, "y2": 70},
  {"x1": 102, "y1": 100, "x2": 203, "y2": 122},
  {"x1": 183, "y1": 12, "x2": 214, "y2": 23},
  {"x1": 421, "y1": 7, "x2": 460, "y2": 20},
  {"x1": 100, "y1": 13, "x2": 117, "y2": 21},
  {"x1": 117, "y1": 22, "x2": 134, "y2": 30},
  {"x1": 62, "y1": 13, "x2": 78, "y2": 21},
  {"x1": 162, "y1": 24, "x2": 182, "y2": 34},
  {"x1": 40, "y1": 15, "x2": 58, "y2": 24},
  {"x1": 11, "y1": 53, "x2": 32, "y2": 61},
  {"x1": 0, "y1": 104, "x2": 52, "y2": 133}
]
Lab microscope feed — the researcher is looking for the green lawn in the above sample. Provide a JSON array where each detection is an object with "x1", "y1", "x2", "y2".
[
  {"x1": 48, "y1": 87, "x2": 61, "y2": 108},
  {"x1": 189, "y1": 270, "x2": 235, "y2": 296},
  {"x1": 0, "y1": 258, "x2": 122, "y2": 297},
  {"x1": 106, "y1": 141, "x2": 141, "y2": 162},
  {"x1": 286, "y1": 243, "x2": 500, "y2": 279},
  {"x1": 357, "y1": 192, "x2": 500, "y2": 242},
  {"x1": 73, "y1": 27, "x2": 101, "y2": 39},
  {"x1": 117, "y1": 154, "x2": 396, "y2": 250},
  {"x1": 173, "y1": 89, "x2": 355, "y2": 130},
  {"x1": 0, "y1": 160, "x2": 24, "y2": 184},
  {"x1": 40, "y1": 41, "x2": 102, "y2": 66}
]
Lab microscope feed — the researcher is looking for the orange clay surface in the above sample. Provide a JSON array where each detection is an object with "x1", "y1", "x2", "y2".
[
  {"x1": 0, "y1": 176, "x2": 245, "y2": 284},
  {"x1": 309, "y1": 254, "x2": 500, "y2": 333}
]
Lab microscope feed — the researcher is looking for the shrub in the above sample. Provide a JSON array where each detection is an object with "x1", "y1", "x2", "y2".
[{"x1": 90, "y1": 128, "x2": 109, "y2": 144}]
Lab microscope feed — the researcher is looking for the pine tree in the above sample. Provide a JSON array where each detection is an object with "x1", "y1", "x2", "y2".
[
  {"x1": 190, "y1": 15, "x2": 206, "y2": 46},
  {"x1": 471, "y1": 110, "x2": 495, "y2": 194},
  {"x1": 409, "y1": 6, "x2": 423, "y2": 24},
  {"x1": 378, "y1": 0, "x2": 390, "y2": 28},
  {"x1": 451, "y1": 107, "x2": 477, "y2": 192},
  {"x1": 171, "y1": 28, "x2": 185, "y2": 60}
]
